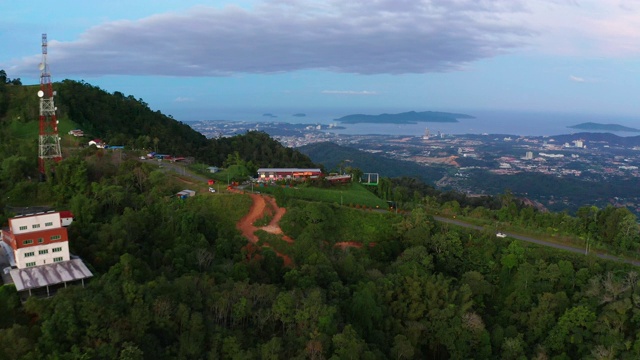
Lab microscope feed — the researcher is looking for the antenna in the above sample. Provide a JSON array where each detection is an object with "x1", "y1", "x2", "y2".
[{"x1": 38, "y1": 33, "x2": 63, "y2": 174}]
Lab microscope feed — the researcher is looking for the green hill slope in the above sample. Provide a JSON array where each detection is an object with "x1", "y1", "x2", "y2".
[
  {"x1": 1, "y1": 78, "x2": 317, "y2": 170},
  {"x1": 55, "y1": 80, "x2": 210, "y2": 157},
  {"x1": 298, "y1": 141, "x2": 447, "y2": 184}
]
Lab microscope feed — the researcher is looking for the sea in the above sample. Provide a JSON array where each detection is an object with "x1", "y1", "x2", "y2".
[{"x1": 187, "y1": 108, "x2": 640, "y2": 137}]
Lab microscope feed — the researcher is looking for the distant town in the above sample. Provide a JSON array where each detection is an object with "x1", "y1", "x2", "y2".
[{"x1": 188, "y1": 120, "x2": 640, "y2": 213}]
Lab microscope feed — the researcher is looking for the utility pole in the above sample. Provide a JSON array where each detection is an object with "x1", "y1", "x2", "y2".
[{"x1": 585, "y1": 235, "x2": 589, "y2": 255}]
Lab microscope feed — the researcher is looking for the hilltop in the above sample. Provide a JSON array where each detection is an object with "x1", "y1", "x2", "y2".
[{"x1": 0, "y1": 79, "x2": 318, "y2": 171}]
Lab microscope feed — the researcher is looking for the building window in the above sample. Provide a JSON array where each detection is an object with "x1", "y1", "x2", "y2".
[
  {"x1": 24, "y1": 252, "x2": 34, "y2": 258},
  {"x1": 32, "y1": 224, "x2": 40, "y2": 229},
  {"x1": 23, "y1": 239, "x2": 33, "y2": 245},
  {"x1": 50, "y1": 235, "x2": 61, "y2": 241},
  {"x1": 38, "y1": 249, "x2": 48, "y2": 255},
  {"x1": 45, "y1": 222, "x2": 53, "y2": 227},
  {"x1": 53, "y1": 257, "x2": 63, "y2": 263},
  {"x1": 26, "y1": 262, "x2": 36, "y2": 267},
  {"x1": 38, "y1": 238, "x2": 44, "y2": 244},
  {"x1": 19, "y1": 226, "x2": 27, "y2": 231},
  {"x1": 52, "y1": 247, "x2": 62, "y2": 253}
]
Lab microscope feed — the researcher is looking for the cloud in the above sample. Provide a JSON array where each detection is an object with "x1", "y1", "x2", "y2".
[
  {"x1": 518, "y1": 0, "x2": 640, "y2": 57},
  {"x1": 569, "y1": 75, "x2": 599, "y2": 83},
  {"x1": 322, "y1": 90, "x2": 378, "y2": 95},
  {"x1": 6, "y1": 0, "x2": 533, "y2": 77},
  {"x1": 569, "y1": 75, "x2": 585, "y2": 82}
]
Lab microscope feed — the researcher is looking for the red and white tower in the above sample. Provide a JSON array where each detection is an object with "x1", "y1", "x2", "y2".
[{"x1": 38, "y1": 33, "x2": 62, "y2": 174}]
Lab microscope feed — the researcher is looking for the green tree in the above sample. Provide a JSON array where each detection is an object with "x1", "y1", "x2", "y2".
[
  {"x1": 331, "y1": 325, "x2": 367, "y2": 360},
  {"x1": 546, "y1": 305, "x2": 596, "y2": 355}
]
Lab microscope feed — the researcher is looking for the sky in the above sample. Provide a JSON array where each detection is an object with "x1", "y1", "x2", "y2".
[{"x1": 3, "y1": 0, "x2": 640, "y2": 122}]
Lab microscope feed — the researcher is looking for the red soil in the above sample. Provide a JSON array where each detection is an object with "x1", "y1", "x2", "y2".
[
  {"x1": 234, "y1": 191, "x2": 293, "y2": 266},
  {"x1": 232, "y1": 189, "x2": 369, "y2": 267}
]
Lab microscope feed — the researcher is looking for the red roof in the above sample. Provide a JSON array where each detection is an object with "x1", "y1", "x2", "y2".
[{"x1": 59, "y1": 210, "x2": 74, "y2": 218}]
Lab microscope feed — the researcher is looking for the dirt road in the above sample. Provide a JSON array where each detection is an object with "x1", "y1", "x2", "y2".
[{"x1": 234, "y1": 192, "x2": 294, "y2": 266}]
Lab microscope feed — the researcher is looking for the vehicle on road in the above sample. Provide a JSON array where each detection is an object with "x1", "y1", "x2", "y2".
[{"x1": 496, "y1": 232, "x2": 507, "y2": 238}]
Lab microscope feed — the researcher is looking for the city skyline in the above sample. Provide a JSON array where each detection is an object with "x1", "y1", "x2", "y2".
[{"x1": 3, "y1": 0, "x2": 640, "y2": 121}]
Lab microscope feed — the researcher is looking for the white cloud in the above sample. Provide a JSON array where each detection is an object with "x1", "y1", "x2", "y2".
[
  {"x1": 569, "y1": 75, "x2": 585, "y2": 82},
  {"x1": 322, "y1": 90, "x2": 378, "y2": 95},
  {"x1": 569, "y1": 75, "x2": 600, "y2": 83},
  {"x1": 9, "y1": 0, "x2": 640, "y2": 79},
  {"x1": 174, "y1": 96, "x2": 194, "y2": 102},
  {"x1": 5, "y1": 1, "x2": 532, "y2": 77}
]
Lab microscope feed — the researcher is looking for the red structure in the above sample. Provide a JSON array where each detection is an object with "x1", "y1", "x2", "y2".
[
  {"x1": 257, "y1": 168, "x2": 322, "y2": 181},
  {"x1": 38, "y1": 33, "x2": 62, "y2": 174}
]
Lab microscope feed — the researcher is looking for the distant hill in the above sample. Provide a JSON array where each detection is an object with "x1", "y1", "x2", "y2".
[
  {"x1": 298, "y1": 141, "x2": 447, "y2": 184},
  {"x1": 568, "y1": 122, "x2": 640, "y2": 133},
  {"x1": 335, "y1": 110, "x2": 474, "y2": 124},
  {"x1": 547, "y1": 132, "x2": 640, "y2": 147}
]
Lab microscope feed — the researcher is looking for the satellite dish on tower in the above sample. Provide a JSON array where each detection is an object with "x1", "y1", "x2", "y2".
[
  {"x1": 38, "y1": 63, "x2": 44, "y2": 71},
  {"x1": 37, "y1": 90, "x2": 44, "y2": 98}
]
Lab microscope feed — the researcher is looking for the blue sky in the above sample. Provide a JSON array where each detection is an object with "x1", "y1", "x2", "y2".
[{"x1": 3, "y1": 0, "x2": 640, "y2": 121}]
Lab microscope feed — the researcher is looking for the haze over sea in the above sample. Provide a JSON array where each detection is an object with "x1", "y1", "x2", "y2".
[{"x1": 202, "y1": 108, "x2": 640, "y2": 137}]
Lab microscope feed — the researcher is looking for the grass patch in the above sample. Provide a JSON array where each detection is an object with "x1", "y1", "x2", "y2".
[
  {"x1": 9, "y1": 117, "x2": 79, "y2": 140},
  {"x1": 255, "y1": 230, "x2": 291, "y2": 255},
  {"x1": 258, "y1": 182, "x2": 388, "y2": 209},
  {"x1": 208, "y1": 193, "x2": 253, "y2": 224}
]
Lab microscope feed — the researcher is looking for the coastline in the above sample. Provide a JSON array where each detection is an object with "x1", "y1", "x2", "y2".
[{"x1": 189, "y1": 109, "x2": 640, "y2": 137}]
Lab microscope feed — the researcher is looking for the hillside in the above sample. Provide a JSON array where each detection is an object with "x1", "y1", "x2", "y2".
[
  {"x1": 0, "y1": 79, "x2": 317, "y2": 170},
  {"x1": 298, "y1": 141, "x2": 447, "y2": 184}
]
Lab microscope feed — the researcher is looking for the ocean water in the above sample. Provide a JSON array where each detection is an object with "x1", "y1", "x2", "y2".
[
  {"x1": 199, "y1": 108, "x2": 640, "y2": 137},
  {"x1": 326, "y1": 110, "x2": 640, "y2": 137}
]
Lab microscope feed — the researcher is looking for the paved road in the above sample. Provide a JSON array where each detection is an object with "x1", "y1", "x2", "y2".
[{"x1": 434, "y1": 216, "x2": 640, "y2": 267}]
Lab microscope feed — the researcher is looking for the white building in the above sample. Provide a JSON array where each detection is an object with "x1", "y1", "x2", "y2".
[
  {"x1": 1, "y1": 211, "x2": 92, "y2": 299},
  {"x1": 3, "y1": 212, "x2": 70, "y2": 269}
]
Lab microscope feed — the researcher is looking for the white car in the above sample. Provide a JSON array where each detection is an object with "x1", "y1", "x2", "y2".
[
  {"x1": 208, "y1": 187, "x2": 216, "y2": 193},
  {"x1": 496, "y1": 232, "x2": 507, "y2": 238}
]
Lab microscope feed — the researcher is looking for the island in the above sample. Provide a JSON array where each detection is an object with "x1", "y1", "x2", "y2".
[
  {"x1": 262, "y1": 113, "x2": 277, "y2": 118},
  {"x1": 335, "y1": 110, "x2": 475, "y2": 124},
  {"x1": 568, "y1": 122, "x2": 640, "y2": 133},
  {"x1": 292, "y1": 113, "x2": 306, "y2": 117}
]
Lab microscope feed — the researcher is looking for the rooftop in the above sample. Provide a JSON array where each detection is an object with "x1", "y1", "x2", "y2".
[
  {"x1": 257, "y1": 168, "x2": 322, "y2": 172},
  {"x1": 8, "y1": 259, "x2": 93, "y2": 292}
]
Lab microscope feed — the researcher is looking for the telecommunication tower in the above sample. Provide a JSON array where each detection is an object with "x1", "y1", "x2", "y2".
[{"x1": 38, "y1": 33, "x2": 62, "y2": 174}]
